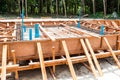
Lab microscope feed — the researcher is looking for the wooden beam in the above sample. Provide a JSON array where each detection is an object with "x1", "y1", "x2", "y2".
[
  {"x1": 37, "y1": 42, "x2": 48, "y2": 80},
  {"x1": 39, "y1": 25, "x2": 56, "y2": 41},
  {"x1": 111, "y1": 21, "x2": 119, "y2": 28},
  {"x1": 62, "y1": 40, "x2": 77, "y2": 80},
  {"x1": 80, "y1": 39, "x2": 97, "y2": 77},
  {"x1": 1, "y1": 44, "x2": 7, "y2": 80},
  {"x1": 103, "y1": 37, "x2": 120, "y2": 68},
  {"x1": 40, "y1": 24, "x2": 56, "y2": 73},
  {"x1": 85, "y1": 38, "x2": 103, "y2": 76},
  {"x1": 1, "y1": 50, "x2": 120, "y2": 73},
  {"x1": 11, "y1": 50, "x2": 19, "y2": 80},
  {"x1": 61, "y1": 23, "x2": 100, "y2": 38}
]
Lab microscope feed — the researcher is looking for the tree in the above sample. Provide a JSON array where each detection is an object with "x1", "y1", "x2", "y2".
[
  {"x1": 92, "y1": 0, "x2": 96, "y2": 15},
  {"x1": 25, "y1": 0, "x2": 28, "y2": 17},
  {"x1": 56, "y1": 0, "x2": 58, "y2": 16},
  {"x1": 103, "y1": 0, "x2": 107, "y2": 18},
  {"x1": 18, "y1": 0, "x2": 21, "y2": 16},
  {"x1": 81, "y1": 0, "x2": 85, "y2": 14},
  {"x1": 118, "y1": 0, "x2": 120, "y2": 12},
  {"x1": 62, "y1": 0, "x2": 67, "y2": 16}
]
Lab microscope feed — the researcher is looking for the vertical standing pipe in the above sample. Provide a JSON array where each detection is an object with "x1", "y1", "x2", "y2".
[
  {"x1": 34, "y1": 24, "x2": 40, "y2": 38},
  {"x1": 77, "y1": 21, "x2": 81, "y2": 28},
  {"x1": 22, "y1": 9, "x2": 26, "y2": 32},
  {"x1": 29, "y1": 28, "x2": 32, "y2": 40},
  {"x1": 77, "y1": 9, "x2": 81, "y2": 28},
  {"x1": 100, "y1": 25, "x2": 104, "y2": 35}
]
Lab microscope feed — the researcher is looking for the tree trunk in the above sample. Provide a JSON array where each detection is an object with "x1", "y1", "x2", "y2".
[
  {"x1": 103, "y1": 0, "x2": 107, "y2": 18},
  {"x1": 92, "y1": 0, "x2": 96, "y2": 15},
  {"x1": 50, "y1": 0, "x2": 52, "y2": 15},
  {"x1": 81, "y1": 0, "x2": 85, "y2": 14},
  {"x1": 62, "y1": 0, "x2": 67, "y2": 17},
  {"x1": 25, "y1": 0, "x2": 27, "y2": 17},
  {"x1": 118, "y1": 0, "x2": 120, "y2": 13},
  {"x1": 56, "y1": 0, "x2": 58, "y2": 16},
  {"x1": 22, "y1": 0, "x2": 24, "y2": 10},
  {"x1": 18, "y1": 0, "x2": 21, "y2": 15},
  {"x1": 74, "y1": 3, "x2": 77, "y2": 14},
  {"x1": 39, "y1": 0, "x2": 43, "y2": 13}
]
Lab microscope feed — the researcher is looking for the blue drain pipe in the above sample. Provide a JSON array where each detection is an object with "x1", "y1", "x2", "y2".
[
  {"x1": 100, "y1": 25, "x2": 105, "y2": 35},
  {"x1": 29, "y1": 28, "x2": 32, "y2": 40},
  {"x1": 34, "y1": 24, "x2": 40, "y2": 38}
]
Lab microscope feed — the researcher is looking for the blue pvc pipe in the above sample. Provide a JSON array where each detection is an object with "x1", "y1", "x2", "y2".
[
  {"x1": 22, "y1": 25, "x2": 26, "y2": 32},
  {"x1": 34, "y1": 24, "x2": 40, "y2": 38},
  {"x1": 29, "y1": 28, "x2": 32, "y2": 40},
  {"x1": 100, "y1": 25, "x2": 104, "y2": 35},
  {"x1": 77, "y1": 21, "x2": 81, "y2": 28}
]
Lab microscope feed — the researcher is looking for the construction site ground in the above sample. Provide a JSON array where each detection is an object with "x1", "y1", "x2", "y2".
[{"x1": 6, "y1": 57, "x2": 120, "y2": 80}]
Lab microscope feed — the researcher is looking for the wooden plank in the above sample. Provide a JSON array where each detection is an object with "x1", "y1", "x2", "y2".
[
  {"x1": 111, "y1": 21, "x2": 119, "y2": 28},
  {"x1": 39, "y1": 25, "x2": 56, "y2": 41},
  {"x1": 85, "y1": 38, "x2": 103, "y2": 76},
  {"x1": 1, "y1": 44, "x2": 7, "y2": 80},
  {"x1": 39, "y1": 25, "x2": 56, "y2": 73},
  {"x1": 103, "y1": 37, "x2": 120, "y2": 68},
  {"x1": 37, "y1": 42, "x2": 48, "y2": 80},
  {"x1": 62, "y1": 40, "x2": 77, "y2": 80},
  {"x1": 11, "y1": 50, "x2": 19, "y2": 80},
  {"x1": 80, "y1": 39, "x2": 97, "y2": 77},
  {"x1": 60, "y1": 23, "x2": 100, "y2": 38}
]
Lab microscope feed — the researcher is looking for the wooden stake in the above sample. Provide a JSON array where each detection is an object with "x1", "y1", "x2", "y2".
[
  {"x1": 82, "y1": 62, "x2": 92, "y2": 72},
  {"x1": 37, "y1": 42, "x2": 48, "y2": 80},
  {"x1": 1, "y1": 44, "x2": 7, "y2": 80},
  {"x1": 103, "y1": 37, "x2": 120, "y2": 68},
  {"x1": 80, "y1": 39, "x2": 97, "y2": 77},
  {"x1": 52, "y1": 46, "x2": 56, "y2": 73},
  {"x1": 11, "y1": 50, "x2": 19, "y2": 80},
  {"x1": 85, "y1": 38, "x2": 103, "y2": 76},
  {"x1": 62, "y1": 40, "x2": 77, "y2": 80},
  {"x1": 49, "y1": 67, "x2": 57, "y2": 80}
]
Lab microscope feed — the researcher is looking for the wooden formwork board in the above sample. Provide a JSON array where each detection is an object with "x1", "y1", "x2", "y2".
[
  {"x1": 0, "y1": 34, "x2": 118, "y2": 62},
  {"x1": 0, "y1": 19, "x2": 77, "y2": 28}
]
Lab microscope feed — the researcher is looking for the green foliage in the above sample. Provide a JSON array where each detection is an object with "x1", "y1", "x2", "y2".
[
  {"x1": 0, "y1": 0, "x2": 119, "y2": 18},
  {"x1": 89, "y1": 12, "x2": 104, "y2": 18}
]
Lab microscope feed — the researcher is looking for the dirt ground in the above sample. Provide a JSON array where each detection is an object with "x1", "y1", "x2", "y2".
[{"x1": 6, "y1": 57, "x2": 120, "y2": 80}]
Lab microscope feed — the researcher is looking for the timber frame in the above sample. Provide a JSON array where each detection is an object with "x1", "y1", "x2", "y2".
[{"x1": 0, "y1": 19, "x2": 120, "y2": 80}]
